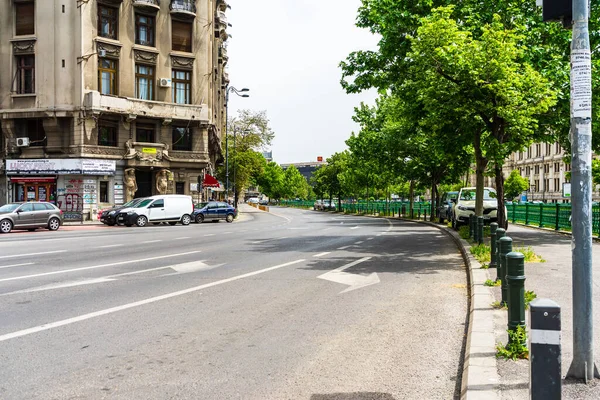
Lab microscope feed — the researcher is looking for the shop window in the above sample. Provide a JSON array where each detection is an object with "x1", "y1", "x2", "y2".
[
  {"x1": 98, "y1": 4, "x2": 118, "y2": 40},
  {"x1": 98, "y1": 58, "x2": 118, "y2": 95},
  {"x1": 100, "y1": 181, "x2": 109, "y2": 203},
  {"x1": 136, "y1": 124, "x2": 155, "y2": 143},
  {"x1": 172, "y1": 20, "x2": 192, "y2": 52},
  {"x1": 135, "y1": 14, "x2": 155, "y2": 46},
  {"x1": 15, "y1": 1, "x2": 35, "y2": 36},
  {"x1": 172, "y1": 126, "x2": 192, "y2": 151},
  {"x1": 15, "y1": 55, "x2": 35, "y2": 94},
  {"x1": 15, "y1": 118, "x2": 46, "y2": 146},
  {"x1": 98, "y1": 119, "x2": 118, "y2": 146},
  {"x1": 172, "y1": 69, "x2": 191, "y2": 104},
  {"x1": 176, "y1": 182, "x2": 185, "y2": 194},
  {"x1": 135, "y1": 64, "x2": 154, "y2": 100}
]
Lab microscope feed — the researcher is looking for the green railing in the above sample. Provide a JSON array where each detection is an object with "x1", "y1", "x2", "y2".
[
  {"x1": 507, "y1": 203, "x2": 600, "y2": 237},
  {"x1": 280, "y1": 200, "x2": 434, "y2": 219}
]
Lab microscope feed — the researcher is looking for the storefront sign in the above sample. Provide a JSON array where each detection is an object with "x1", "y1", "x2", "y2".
[{"x1": 6, "y1": 159, "x2": 116, "y2": 176}]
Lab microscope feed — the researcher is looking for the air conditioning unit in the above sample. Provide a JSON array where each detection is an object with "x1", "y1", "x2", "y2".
[
  {"x1": 158, "y1": 78, "x2": 172, "y2": 88},
  {"x1": 16, "y1": 137, "x2": 30, "y2": 147}
]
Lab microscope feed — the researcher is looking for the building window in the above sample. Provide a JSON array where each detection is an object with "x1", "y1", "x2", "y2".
[
  {"x1": 526, "y1": 166, "x2": 530, "y2": 176},
  {"x1": 544, "y1": 178, "x2": 550, "y2": 192},
  {"x1": 15, "y1": 118, "x2": 46, "y2": 147},
  {"x1": 554, "y1": 178, "x2": 560, "y2": 192},
  {"x1": 546, "y1": 143, "x2": 551, "y2": 155},
  {"x1": 534, "y1": 165, "x2": 539, "y2": 175},
  {"x1": 176, "y1": 182, "x2": 185, "y2": 194},
  {"x1": 172, "y1": 69, "x2": 191, "y2": 104},
  {"x1": 565, "y1": 163, "x2": 571, "y2": 172},
  {"x1": 98, "y1": 58, "x2": 118, "y2": 95},
  {"x1": 172, "y1": 126, "x2": 192, "y2": 151},
  {"x1": 135, "y1": 64, "x2": 154, "y2": 100},
  {"x1": 535, "y1": 179, "x2": 540, "y2": 192},
  {"x1": 15, "y1": 1, "x2": 35, "y2": 36},
  {"x1": 544, "y1": 164, "x2": 550, "y2": 174},
  {"x1": 136, "y1": 125, "x2": 155, "y2": 143},
  {"x1": 536, "y1": 144, "x2": 541, "y2": 157},
  {"x1": 97, "y1": 119, "x2": 118, "y2": 147},
  {"x1": 98, "y1": 5, "x2": 118, "y2": 39},
  {"x1": 15, "y1": 55, "x2": 35, "y2": 94},
  {"x1": 172, "y1": 20, "x2": 192, "y2": 52},
  {"x1": 554, "y1": 163, "x2": 560, "y2": 173},
  {"x1": 518, "y1": 151, "x2": 523, "y2": 160},
  {"x1": 100, "y1": 181, "x2": 109, "y2": 203},
  {"x1": 527, "y1": 146, "x2": 532, "y2": 158},
  {"x1": 555, "y1": 143, "x2": 562, "y2": 154},
  {"x1": 135, "y1": 14, "x2": 155, "y2": 46}
]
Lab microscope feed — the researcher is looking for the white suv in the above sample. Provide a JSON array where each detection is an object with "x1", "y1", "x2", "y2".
[{"x1": 452, "y1": 187, "x2": 505, "y2": 230}]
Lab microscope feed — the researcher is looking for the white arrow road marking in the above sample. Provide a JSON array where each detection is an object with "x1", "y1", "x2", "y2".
[
  {"x1": 318, "y1": 256, "x2": 379, "y2": 294},
  {"x1": 0, "y1": 259, "x2": 305, "y2": 342},
  {"x1": 164, "y1": 260, "x2": 224, "y2": 275}
]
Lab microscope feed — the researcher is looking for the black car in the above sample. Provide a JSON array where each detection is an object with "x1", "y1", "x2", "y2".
[
  {"x1": 100, "y1": 198, "x2": 146, "y2": 226},
  {"x1": 192, "y1": 201, "x2": 237, "y2": 223}
]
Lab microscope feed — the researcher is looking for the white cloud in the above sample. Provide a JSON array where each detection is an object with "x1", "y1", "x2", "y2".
[{"x1": 226, "y1": 0, "x2": 379, "y2": 164}]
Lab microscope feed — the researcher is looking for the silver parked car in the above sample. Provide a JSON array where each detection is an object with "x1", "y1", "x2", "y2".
[{"x1": 0, "y1": 202, "x2": 63, "y2": 233}]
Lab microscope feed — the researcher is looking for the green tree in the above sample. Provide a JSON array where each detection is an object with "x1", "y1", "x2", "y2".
[
  {"x1": 504, "y1": 169, "x2": 529, "y2": 201},
  {"x1": 283, "y1": 165, "x2": 309, "y2": 200},
  {"x1": 257, "y1": 162, "x2": 285, "y2": 200}
]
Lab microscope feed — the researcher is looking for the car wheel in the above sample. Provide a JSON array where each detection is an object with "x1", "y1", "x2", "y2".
[
  {"x1": 136, "y1": 216, "x2": 148, "y2": 227},
  {"x1": 196, "y1": 214, "x2": 204, "y2": 223},
  {"x1": 168, "y1": 221, "x2": 177, "y2": 226},
  {"x1": 226, "y1": 214, "x2": 234, "y2": 223},
  {"x1": 181, "y1": 214, "x2": 191, "y2": 226},
  {"x1": 48, "y1": 217, "x2": 61, "y2": 231},
  {"x1": 0, "y1": 219, "x2": 12, "y2": 234}
]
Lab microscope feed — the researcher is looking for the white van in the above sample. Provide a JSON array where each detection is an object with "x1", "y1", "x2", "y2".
[{"x1": 116, "y1": 195, "x2": 194, "y2": 227}]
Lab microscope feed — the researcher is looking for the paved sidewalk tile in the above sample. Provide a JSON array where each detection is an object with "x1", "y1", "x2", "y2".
[{"x1": 492, "y1": 224, "x2": 600, "y2": 399}]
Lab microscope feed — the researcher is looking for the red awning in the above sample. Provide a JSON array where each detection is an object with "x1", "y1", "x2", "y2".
[{"x1": 202, "y1": 174, "x2": 220, "y2": 188}]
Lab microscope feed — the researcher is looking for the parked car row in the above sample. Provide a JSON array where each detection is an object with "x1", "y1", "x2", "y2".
[
  {"x1": 314, "y1": 200, "x2": 337, "y2": 211},
  {"x1": 450, "y1": 187, "x2": 508, "y2": 230},
  {"x1": 0, "y1": 201, "x2": 63, "y2": 234}
]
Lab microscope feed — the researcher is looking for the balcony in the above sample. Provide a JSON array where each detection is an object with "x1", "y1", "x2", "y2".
[
  {"x1": 132, "y1": 0, "x2": 160, "y2": 12},
  {"x1": 84, "y1": 91, "x2": 208, "y2": 123},
  {"x1": 170, "y1": 0, "x2": 196, "y2": 19},
  {"x1": 217, "y1": 0, "x2": 229, "y2": 12}
]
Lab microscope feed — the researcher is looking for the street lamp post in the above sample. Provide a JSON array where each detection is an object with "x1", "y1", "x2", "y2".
[{"x1": 225, "y1": 86, "x2": 249, "y2": 202}]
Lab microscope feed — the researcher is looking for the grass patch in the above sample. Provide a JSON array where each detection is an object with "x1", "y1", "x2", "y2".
[
  {"x1": 491, "y1": 301, "x2": 508, "y2": 310},
  {"x1": 524, "y1": 290, "x2": 537, "y2": 310},
  {"x1": 484, "y1": 279, "x2": 501, "y2": 287},
  {"x1": 458, "y1": 225, "x2": 470, "y2": 239},
  {"x1": 480, "y1": 263, "x2": 489, "y2": 269},
  {"x1": 496, "y1": 326, "x2": 529, "y2": 360},
  {"x1": 513, "y1": 246, "x2": 546, "y2": 263},
  {"x1": 470, "y1": 243, "x2": 491, "y2": 263}
]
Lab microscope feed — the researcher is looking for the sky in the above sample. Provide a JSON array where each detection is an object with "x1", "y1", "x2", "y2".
[{"x1": 226, "y1": 0, "x2": 380, "y2": 164}]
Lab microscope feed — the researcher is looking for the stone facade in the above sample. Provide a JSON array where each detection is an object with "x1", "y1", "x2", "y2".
[{"x1": 0, "y1": 0, "x2": 230, "y2": 218}]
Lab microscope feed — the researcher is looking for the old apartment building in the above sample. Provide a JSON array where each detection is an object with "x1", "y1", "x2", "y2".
[{"x1": 0, "y1": 0, "x2": 230, "y2": 219}]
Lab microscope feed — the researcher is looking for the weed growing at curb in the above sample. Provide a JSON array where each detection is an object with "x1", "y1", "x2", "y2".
[
  {"x1": 484, "y1": 279, "x2": 501, "y2": 287},
  {"x1": 491, "y1": 301, "x2": 508, "y2": 310},
  {"x1": 496, "y1": 326, "x2": 529, "y2": 360},
  {"x1": 459, "y1": 226, "x2": 470, "y2": 239},
  {"x1": 514, "y1": 246, "x2": 546, "y2": 263},
  {"x1": 471, "y1": 243, "x2": 491, "y2": 263},
  {"x1": 480, "y1": 263, "x2": 489, "y2": 269},
  {"x1": 524, "y1": 290, "x2": 537, "y2": 310}
]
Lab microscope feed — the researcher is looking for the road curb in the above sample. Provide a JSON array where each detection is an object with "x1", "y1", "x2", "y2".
[{"x1": 397, "y1": 218, "x2": 500, "y2": 399}]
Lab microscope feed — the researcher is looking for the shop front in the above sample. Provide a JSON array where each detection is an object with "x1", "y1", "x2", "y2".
[{"x1": 5, "y1": 159, "x2": 117, "y2": 220}]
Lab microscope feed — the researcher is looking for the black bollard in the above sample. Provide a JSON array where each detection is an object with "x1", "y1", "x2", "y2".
[
  {"x1": 498, "y1": 236, "x2": 512, "y2": 304},
  {"x1": 529, "y1": 299, "x2": 561, "y2": 400},
  {"x1": 469, "y1": 215, "x2": 475, "y2": 238},
  {"x1": 490, "y1": 223, "x2": 498, "y2": 269},
  {"x1": 506, "y1": 252, "x2": 526, "y2": 338},
  {"x1": 495, "y1": 228, "x2": 506, "y2": 281},
  {"x1": 477, "y1": 216, "x2": 484, "y2": 245}
]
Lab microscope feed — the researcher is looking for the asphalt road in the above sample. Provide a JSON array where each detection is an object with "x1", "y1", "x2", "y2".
[{"x1": 0, "y1": 206, "x2": 467, "y2": 400}]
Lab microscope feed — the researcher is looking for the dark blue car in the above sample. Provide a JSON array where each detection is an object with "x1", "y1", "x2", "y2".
[{"x1": 193, "y1": 201, "x2": 237, "y2": 223}]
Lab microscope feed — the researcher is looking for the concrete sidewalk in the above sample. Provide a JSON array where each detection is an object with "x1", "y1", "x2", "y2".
[{"x1": 484, "y1": 224, "x2": 600, "y2": 399}]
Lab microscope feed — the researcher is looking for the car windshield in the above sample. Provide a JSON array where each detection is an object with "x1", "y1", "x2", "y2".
[
  {"x1": 460, "y1": 189, "x2": 497, "y2": 201},
  {"x1": 0, "y1": 204, "x2": 20, "y2": 212},
  {"x1": 134, "y1": 199, "x2": 154, "y2": 208}
]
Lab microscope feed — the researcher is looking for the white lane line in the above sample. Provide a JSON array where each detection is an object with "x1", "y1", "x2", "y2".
[
  {"x1": 174, "y1": 237, "x2": 191, "y2": 240},
  {"x1": 0, "y1": 250, "x2": 67, "y2": 260},
  {"x1": 0, "y1": 259, "x2": 305, "y2": 342},
  {"x1": 0, "y1": 251, "x2": 201, "y2": 283},
  {"x1": 141, "y1": 240, "x2": 162, "y2": 244},
  {"x1": 252, "y1": 240, "x2": 264, "y2": 244},
  {"x1": 97, "y1": 244, "x2": 124, "y2": 249},
  {"x1": 366, "y1": 238, "x2": 374, "y2": 241},
  {"x1": 313, "y1": 252, "x2": 331, "y2": 258},
  {"x1": 337, "y1": 245, "x2": 350, "y2": 250},
  {"x1": 0, "y1": 262, "x2": 35, "y2": 270},
  {"x1": 204, "y1": 234, "x2": 216, "y2": 237},
  {"x1": 223, "y1": 232, "x2": 232, "y2": 234},
  {"x1": 350, "y1": 226, "x2": 359, "y2": 230},
  {"x1": 355, "y1": 241, "x2": 364, "y2": 244}
]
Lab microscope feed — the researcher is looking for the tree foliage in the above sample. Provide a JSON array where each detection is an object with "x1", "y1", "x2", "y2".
[{"x1": 504, "y1": 169, "x2": 529, "y2": 201}]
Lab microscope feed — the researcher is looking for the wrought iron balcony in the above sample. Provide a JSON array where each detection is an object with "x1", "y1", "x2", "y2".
[
  {"x1": 170, "y1": 0, "x2": 196, "y2": 18},
  {"x1": 132, "y1": 0, "x2": 160, "y2": 12}
]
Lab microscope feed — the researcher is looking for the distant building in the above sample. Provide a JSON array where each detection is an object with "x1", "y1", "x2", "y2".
[
  {"x1": 281, "y1": 161, "x2": 325, "y2": 183},
  {"x1": 262, "y1": 151, "x2": 273, "y2": 163}
]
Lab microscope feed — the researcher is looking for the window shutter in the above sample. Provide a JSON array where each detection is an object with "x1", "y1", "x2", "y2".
[
  {"x1": 172, "y1": 21, "x2": 192, "y2": 52},
  {"x1": 16, "y1": 3, "x2": 35, "y2": 36}
]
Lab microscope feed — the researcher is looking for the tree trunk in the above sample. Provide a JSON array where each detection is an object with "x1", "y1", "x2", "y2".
[
  {"x1": 473, "y1": 129, "x2": 488, "y2": 216},
  {"x1": 430, "y1": 178, "x2": 437, "y2": 222},
  {"x1": 409, "y1": 180, "x2": 415, "y2": 218},
  {"x1": 494, "y1": 163, "x2": 506, "y2": 229}
]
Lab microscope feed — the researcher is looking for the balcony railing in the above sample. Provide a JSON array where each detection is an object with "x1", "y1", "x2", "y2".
[
  {"x1": 132, "y1": 0, "x2": 160, "y2": 11},
  {"x1": 170, "y1": 0, "x2": 196, "y2": 18}
]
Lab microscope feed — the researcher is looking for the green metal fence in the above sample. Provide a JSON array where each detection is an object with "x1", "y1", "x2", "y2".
[
  {"x1": 507, "y1": 203, "x2": 600, "y2": 237},
  {"x1": 280, "y1": 200, "x2": 434, "y2": 219}
]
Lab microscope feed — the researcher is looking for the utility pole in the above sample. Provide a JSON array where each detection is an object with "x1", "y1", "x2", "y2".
[{"x1": 566, "y1": 0, "x2": 598, "y2": 381}]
